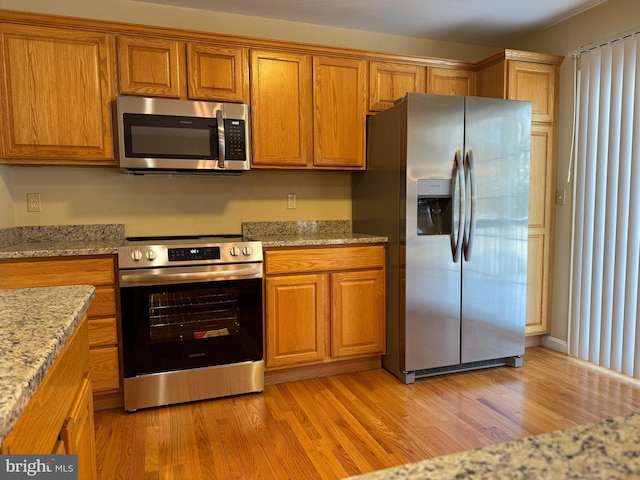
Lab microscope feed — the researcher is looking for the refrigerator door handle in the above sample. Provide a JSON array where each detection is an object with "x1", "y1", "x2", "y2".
[
  {"x1": 452, "y1": 149, "x2": 465, "y2": 263},
  {"x1": 464, "y1": 149, "x2": 477, "y2": 261}
]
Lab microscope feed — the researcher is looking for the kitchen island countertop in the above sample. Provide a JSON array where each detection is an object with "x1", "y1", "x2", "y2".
[
  {"x1": 346, "y1": 411, "x2": 640, "y2": 479},
  {"x1": 0, "y1": 285, "x2": 95, "y2": 445}
]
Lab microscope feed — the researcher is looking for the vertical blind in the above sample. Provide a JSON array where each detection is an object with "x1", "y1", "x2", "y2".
[{"x1": 569, "y1": 32, "x2": 640, "y2": 378}]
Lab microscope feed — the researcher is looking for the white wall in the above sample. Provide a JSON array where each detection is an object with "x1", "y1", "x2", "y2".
[{"x1": 513, "y1": 0, "x2": 640, "y2": 343}]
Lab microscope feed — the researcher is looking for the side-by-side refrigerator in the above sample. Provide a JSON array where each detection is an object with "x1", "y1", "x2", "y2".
[{"x1": 353, "y1": 93, "x2": 531, "y2": 383}]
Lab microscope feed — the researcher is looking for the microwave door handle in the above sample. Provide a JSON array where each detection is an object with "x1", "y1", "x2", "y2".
[{"x1": 216, "y1": 109, "x2": 226, "y2": 169}]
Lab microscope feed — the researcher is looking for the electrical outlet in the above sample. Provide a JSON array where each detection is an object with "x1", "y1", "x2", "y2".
[
  {"x1": 27, "y1": 193, "x2": 41, "y2": 212},
  {"x1": 287, "y1": 193, "x2": 297, "y2": 210}
]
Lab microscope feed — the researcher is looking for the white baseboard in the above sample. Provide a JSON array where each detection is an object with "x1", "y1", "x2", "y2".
[{"x1": 541, "y1": 335, "x2": 568, "y2": 354}]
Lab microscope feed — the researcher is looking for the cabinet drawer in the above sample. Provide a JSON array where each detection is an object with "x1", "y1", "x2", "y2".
[
  {"x1": 1, "y1": 317, "x2": 89, "y2": 454},
  {"x1": 88, "y1": 318, "x2": 118, "y2": 347},
  {"x1": 0, "y1": 258, "x2": 115, "y2": 288},
  {"x1": 265, "y1": 245, "x2": 384, "y2": 275},
  {"x1": 89, "y1": 347, "x2": 120, "y2": 393},
  {"x1": 87, "y1": 287, "x2": 116, "y2": 317}
]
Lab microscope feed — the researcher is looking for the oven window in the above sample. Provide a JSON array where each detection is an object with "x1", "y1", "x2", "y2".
[{"x1": 149, "y1": 288, "x2": 240, "y2": 343}]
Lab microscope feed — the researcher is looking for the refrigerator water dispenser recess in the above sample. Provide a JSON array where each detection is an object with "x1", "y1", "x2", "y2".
[{"x1": 417, "y1": 178, "x2": 452, "y2": 235}]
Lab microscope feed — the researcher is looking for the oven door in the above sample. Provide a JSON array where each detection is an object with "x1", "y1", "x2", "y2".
[{"x1": 120, "y1": 269, "x2": 262, "y2": 378}]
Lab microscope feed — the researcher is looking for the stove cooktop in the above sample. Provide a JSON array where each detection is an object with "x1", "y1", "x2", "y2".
[{"x1": 124, "y1": 234, "x2": 244, "y2": 245}]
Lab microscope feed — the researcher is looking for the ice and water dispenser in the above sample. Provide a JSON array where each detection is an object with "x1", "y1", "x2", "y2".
[{"x1": 417, "y1": 179, "x2": 453, "y2": 235}]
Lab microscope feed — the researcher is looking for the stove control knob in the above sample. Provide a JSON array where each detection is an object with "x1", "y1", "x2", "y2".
[
  {"x1": 242, "y1": 246, "x2": 252, "y2": 256},
  {"x1": 145, "y1": 250, "x2": 157, "y2": 261},
  {"x1": 230, "y1": 246, "x2": 241, "y2": 256},
  {"x1": 131, "y1": 249, "x2": 143, "y2": 262}
]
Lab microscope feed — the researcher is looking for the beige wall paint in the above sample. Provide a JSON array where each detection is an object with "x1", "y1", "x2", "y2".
[
  {"x1": 0, "y1": 166, "x2": 13, "y2": 228},
  {"x1": 12, "y1": 167, "x2": 351, "y2": 237},
  {"x1": 513, "y1": 0, "x2": 640, "y2": 344}
]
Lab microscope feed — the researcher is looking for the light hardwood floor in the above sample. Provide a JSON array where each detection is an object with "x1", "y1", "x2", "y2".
[{"x1": 94, "y1": 347, "x2": 640, "y2": 480}]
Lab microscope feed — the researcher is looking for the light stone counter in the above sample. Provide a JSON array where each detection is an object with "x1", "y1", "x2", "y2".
[
  {"x1": 0, "y1": 285, "x2": 95, "y2": 445},
  {"x1": 243, "y1": 220, "x2": 387, "y2": 247},
  {"x1": 0, "y1": 224, "x2": 124, "y2": 259},
  {"x1": 346, "y1": 412, "x2": 640, "y2": 479}
]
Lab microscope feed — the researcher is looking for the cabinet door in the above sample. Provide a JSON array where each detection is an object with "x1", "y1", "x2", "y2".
[
  {"x1": 369, "y1": 61, "x2": 426, "y2": 111},
  {"x1": 525, "y1": 123, "x2": 555, "y2": 335},
  {"x1": 427, "y1": 67, "x2": 476, "y2": 96},
  {"x1": 526, "y1": 233, "x2": 549, "y2": 335},
  {"x1": 265, "y1": 274, "x2": 328, "y2": 367},
  {"x1": 250, "y1": 50, "x2": 313, "y2": 168},
  {"x1": 0, "y1": 24, "x2": 115, "y2": 164},
  {"x1": 331, "y1": 270, "x2": 385, "y2": 358},
  {"x1": 507, "y1": 61, "x2": 556, "y2": 123},
  {"x1": 313, "y1": 56, "x2": 367, "y2": 169},
  {"x1": 529, "y1": 124, "x2": 554, "y2": 231},
  {"x1": 187, "y1": 43, "x2": 248, "y2": 102},
  {"x1": 117, "y1": 35, "x2": 186, "y2": 98},
  {"x1": 60, "y1": 375, "x2": 97, "y2": 480}
]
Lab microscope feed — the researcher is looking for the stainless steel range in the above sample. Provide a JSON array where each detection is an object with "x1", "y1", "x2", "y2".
[{"x1": 118, "y1": 234, "x2": 264, "y2": 412}]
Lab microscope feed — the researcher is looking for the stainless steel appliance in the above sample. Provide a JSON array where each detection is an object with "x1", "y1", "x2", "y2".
[
  {"x1": 353, "y1": 93, "x2": 531, "y2": 383},
  {"x1": 116, "y1": 95, "x2": 250, "y2": 174},
  {"x1": 118, "y1": 235, "x2": 263, "y2": 411}
]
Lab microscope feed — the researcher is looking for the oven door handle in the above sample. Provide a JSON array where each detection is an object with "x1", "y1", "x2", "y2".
[{"x1": 119, "y1": 263, "x2": 263, "y2": 287}]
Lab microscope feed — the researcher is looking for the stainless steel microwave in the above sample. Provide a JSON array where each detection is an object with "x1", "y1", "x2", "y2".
[{"x1": 116, "y1": 95, "x2": 251, "y2": 174}]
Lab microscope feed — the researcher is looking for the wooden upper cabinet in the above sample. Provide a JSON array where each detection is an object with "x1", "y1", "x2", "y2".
[
  {"x1": 250, "y1": 50, "x2": 313, "y2": 168},
  {"x1": 187, "y1": 43, "x2": 248, "y2": 102},
  {"x1": 313, "y1": 56, "x2": 367, "y2": 170},
  {"x1": 507, "y1": 61, "x2": 556, "y2": 123},
  {"x1": 117, "y1": 34, "x2": 248, "y2": 103},
  {"x1": 427, "y1": 67, "x2": 476, "y2": 96},
  {"x1": 368, "y1": 61, "x2": 426, "y2": 111},
  {"x1": 477, "y1": 55, "x2": 558, "y2": 123},
  {"x1": 0, "y1": 24, "x2": 115, "y2": 164},
  {"x1": 117, "y1": 35, "x2": 186, "y2": 98}
]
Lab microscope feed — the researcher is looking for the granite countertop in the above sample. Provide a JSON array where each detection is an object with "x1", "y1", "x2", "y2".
[
  {"x1": 0, "y1": 222, "x2": 386, "y2": 259},
  {"x1": 0, "y1": 224, "x2": 124, "y2": 259},
  {"x1": 346, "y1": 412, "x2": 640, "y2": 479},
  {"x1": 0, "y1": 285, "x2": 95, "y2": 445},
  {"x1": 242, "y1": 220, "x2": 388, "y2": 247}
]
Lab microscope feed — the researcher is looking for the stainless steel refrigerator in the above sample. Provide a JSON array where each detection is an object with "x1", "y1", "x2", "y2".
[{"x1": 353, "y1": 93, "x2": 531, "y2": 383}]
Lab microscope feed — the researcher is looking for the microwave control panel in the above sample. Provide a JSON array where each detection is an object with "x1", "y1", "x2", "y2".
[{"x1": 224, "y1": 119, "x2": 247, "y2": 160}]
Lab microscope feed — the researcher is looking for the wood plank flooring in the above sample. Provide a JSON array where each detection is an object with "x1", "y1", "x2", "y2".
[{"x1": 94, "y1": 347, "x2": 640, "y2": 480}]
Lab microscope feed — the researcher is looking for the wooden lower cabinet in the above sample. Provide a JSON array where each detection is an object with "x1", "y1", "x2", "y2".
[
  {"x1": 0, "y1": 256, "x2": 122, "y2": 408},
  {"x1": 330, "y1": 269, "x2": 385, "y2": 358},
  {"x1": 265, "y1": 274, "x2": 328, "y2": 367},
  {"x1": 1, "y1": 316, "x2": 97, "y2": 480},
  {"x1": 60, "y1": 375, "x2": 98, "y2": 480},
  {"x1": 264, "y1": 245, "x2": 385, "y2": 379}
]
